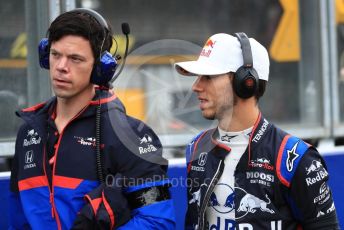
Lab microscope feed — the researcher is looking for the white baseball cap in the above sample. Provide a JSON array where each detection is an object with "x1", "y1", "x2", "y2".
[{"x1": 174, "y1": 33, "x2": 270, "y2": 81}]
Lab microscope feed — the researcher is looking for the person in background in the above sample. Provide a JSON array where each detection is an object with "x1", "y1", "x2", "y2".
[
  {"x1": 9, "y1": 8, "x2": 175, "y2": 229},
  {"x1": 175, "y1": 32, "x2": 339, "y2": 229}
]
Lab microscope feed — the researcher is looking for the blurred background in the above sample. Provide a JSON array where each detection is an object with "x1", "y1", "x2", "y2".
[{"x1": 0, "y1": 0, "x2": 344, "y2": 228}]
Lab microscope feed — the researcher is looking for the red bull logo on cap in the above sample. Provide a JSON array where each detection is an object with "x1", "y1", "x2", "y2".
[
  {"x1": 205, "y1": 39, "x2": 216, "y2": 48},
  {"x1": 200, "y1": 39, "x2": 216, "y2": 57}
]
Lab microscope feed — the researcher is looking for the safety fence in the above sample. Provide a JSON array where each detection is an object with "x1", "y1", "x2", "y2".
[{"x1": 1, "y1": 151, "x2": 343, "y2": 229}]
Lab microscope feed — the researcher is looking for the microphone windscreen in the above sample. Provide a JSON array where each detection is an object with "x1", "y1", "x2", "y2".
[{"x1": 121, "y1": 23, "x2": 130, "y2": 35}]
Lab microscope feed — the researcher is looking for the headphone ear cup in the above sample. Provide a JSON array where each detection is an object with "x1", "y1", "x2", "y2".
[
  {"x1": 233, "y1": 66, "x2": 259, "y2": 99},
  {"x1": 38, "y1": 38, "x2": 50, "y2": 69},
  {"x1": 90, "y1": 51, "x2": 118, "y2": 86}
]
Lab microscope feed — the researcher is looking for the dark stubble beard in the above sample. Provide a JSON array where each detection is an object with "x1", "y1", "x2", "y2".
[{"x1": 214, "y1": 93, "x2": 237, "y2": 121}]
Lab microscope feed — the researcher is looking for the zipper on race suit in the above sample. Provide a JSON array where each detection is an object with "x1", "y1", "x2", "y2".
[
  {"x1": 43, "y1": 104, "x2": 90, "y2": 230},
  {"x1": 197, "y1": 159, "x2": 225, "y2": 230}
]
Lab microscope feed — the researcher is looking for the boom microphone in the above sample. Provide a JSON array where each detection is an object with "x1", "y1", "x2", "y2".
[
  {"x1": 122, "y1": 22, "x2": 130, "y2": 35},
  {"x1": 110, "y1": 22, "x2": 130, "y2": 84}
]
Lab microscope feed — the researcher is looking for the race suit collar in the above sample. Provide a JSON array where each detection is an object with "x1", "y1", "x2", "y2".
[
  {"x1": 195, "y1": 113, "x2": 271, "y2": 161},
  {"x1": 16, "y1": 89, "x2": 126, "y2": 139}
]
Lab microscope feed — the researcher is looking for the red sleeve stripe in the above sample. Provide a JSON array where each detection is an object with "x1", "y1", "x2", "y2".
[
  {"x1": 276, "y1": 134, "x2": 291, "y2": 187},
  {"x1": 102, "y1": 190, "x2": 115, "y2": 229},
  {"x1": 53, "y1": 175, "x2": 83, "y2": 189},
  {"x1": 18, "y1": 176, "x2": 49, "y2": 191}
]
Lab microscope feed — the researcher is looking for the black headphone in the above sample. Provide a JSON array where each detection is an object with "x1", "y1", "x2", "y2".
[
  {"x1": 233, "y1": 32, "x2": 259, "y2": 99},
  {"x1": 38, "y1": 8, "x2": 118, "y2": 87}
]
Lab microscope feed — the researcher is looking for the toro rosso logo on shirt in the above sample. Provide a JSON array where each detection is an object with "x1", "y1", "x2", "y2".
[
  {"x1": 23, "y1": 129, "x2": 41, "y2": 146},
  {"x1": 249, "y1": 157, "x2": 274, "y2": 171},
  {"x1": 74, "y1": 136, "x2": 105, "y2": 149},
  {"x1": 75, "y1": 136, "x2": 96, "y2": 146}
]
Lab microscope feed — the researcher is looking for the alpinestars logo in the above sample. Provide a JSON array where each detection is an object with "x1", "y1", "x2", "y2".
[
  {"x1": 23, "y1": 129, "x2": 41, "y2": 147},
  {"x1": 138, "y1": 134, "x2": 157, "y2": 154},
  {"x1": 286, "y1": 141, "x2": 300, "y2": 172},
  {"x1": 220, "y1": 134, "x2": 237, "y2": 142}
]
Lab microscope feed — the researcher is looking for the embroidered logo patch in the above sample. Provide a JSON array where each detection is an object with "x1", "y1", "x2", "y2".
[
  {"x1": 138, "y1": 134, "x2": 157, "y2": 154},
  {"x1": 23, "y1": 129, "x2": 41, "y2": 147},
  {"x1": 286, "y1": 142, "x2": 299, "y2": 172}
]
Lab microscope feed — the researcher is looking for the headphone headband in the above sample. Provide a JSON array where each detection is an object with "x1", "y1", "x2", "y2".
[
  {"x1": 233, "y1": 32, "x2": 259, "y2": 99},
  {"x1": 235, "y1": 32, "x2": 253, "y2": 68},
  {"x1": 70, "y1": 8, "x2": 109, "y2": 31}
]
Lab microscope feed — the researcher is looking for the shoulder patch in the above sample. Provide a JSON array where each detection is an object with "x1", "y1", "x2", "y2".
[
  {"x1": 276, "y1": 135, "x2": 310, "y2": 187},
  {"x1": 186, "y1": 131, "x2": 205, "y2": 162},
  {"x1": 186, "y1": 131, "x2": 207, "y2": 173}
]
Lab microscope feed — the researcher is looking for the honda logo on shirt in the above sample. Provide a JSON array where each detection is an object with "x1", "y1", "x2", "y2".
[
  {"x1": 24, "y1": 150, "x2": 36, "y2": 170},
  {"x1": 198, "y1": 152, "x2": 208, "y2": 166},
  {"x1": 25, "y1": 150, "x2": 34, "y2": 164}
]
